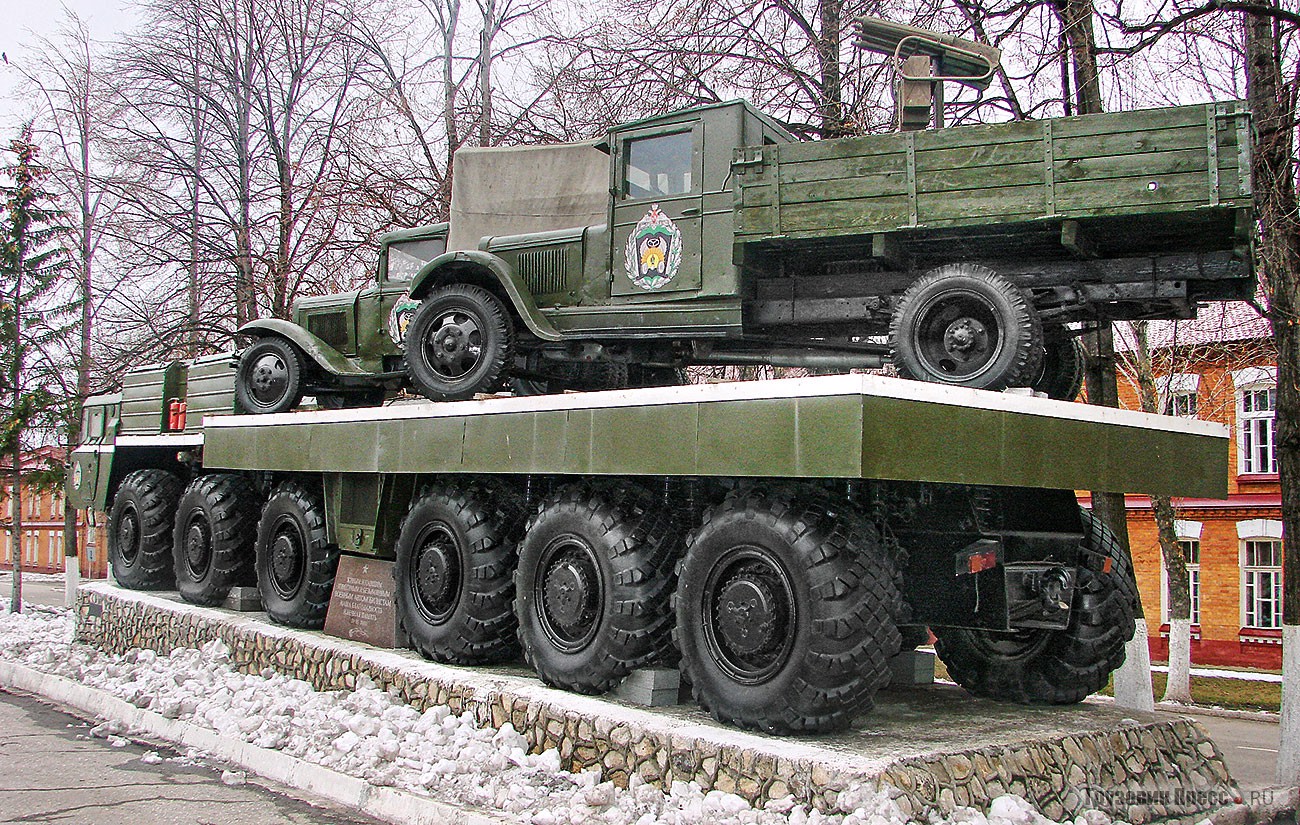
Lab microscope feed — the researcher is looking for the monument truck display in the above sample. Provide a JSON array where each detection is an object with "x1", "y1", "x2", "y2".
[
  {"x1": 69, "y1": 364, "x2": 1229, "y2": 734},
  {"x1": 233, "y1": 17, "x2": 1252, "y2": 413}
]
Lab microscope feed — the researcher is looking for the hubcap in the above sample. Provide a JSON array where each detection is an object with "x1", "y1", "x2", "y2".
[
  {"x1": 913, "y1": 293, "x2": 1003, "y2": 380},
  {"x1": 702, "y1": 547, "x2": 797, "y2": 685},
  {"x1": 412, "y1": 524, "x2": 461, "y2": 623},
  {"x1": 249, "y1": 353, "x2": 289, "y2": 405},
  {"x1": 268, "y1": 519, "x2": 305, "y2": 599},
  {"x1": 424, "y1": 311, "x2": 483, "y2": 379},
  {"x1": 184, "y1": 517, "x2": 212, "y2": 577},
  {"x1": 536, "y1": 538, "x2": 603, "y2": 653},
  {"x1": 117, "y1": 509, "x2": 140, "y2": 564}
]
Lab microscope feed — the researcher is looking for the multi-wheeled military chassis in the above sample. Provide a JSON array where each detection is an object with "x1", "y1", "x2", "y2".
[{"x1": 71, "y1": 363, "x2": 1226, "y2": 733}]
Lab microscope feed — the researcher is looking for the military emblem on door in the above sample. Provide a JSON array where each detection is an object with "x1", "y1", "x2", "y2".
[{"x1": 625, "y1": 205, "x2": 682, "y2": 290}]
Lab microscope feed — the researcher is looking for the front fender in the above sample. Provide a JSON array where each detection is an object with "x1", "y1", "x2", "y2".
[
  {"x1": 237, "y1": 319, "x2": 371, "y2": 377},
  {"x1": 409, "y1": 250, "x2": 563, "y2": 342}
]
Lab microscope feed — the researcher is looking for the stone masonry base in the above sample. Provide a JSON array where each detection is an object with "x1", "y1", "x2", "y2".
[{"x1": 74, "y1": 582, "x2": 1239, "y2": 824}]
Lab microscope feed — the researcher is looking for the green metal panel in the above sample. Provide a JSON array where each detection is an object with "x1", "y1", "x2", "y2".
[
  {"x1": 119, "y1": 363, "x2": 184, "y2": 435},
  {"x1": 201, "y1": 376, "x2": 1228, "y2": 499},
  {"x1": 183, "y1": 354, "x2": 237, "y2": 431}
]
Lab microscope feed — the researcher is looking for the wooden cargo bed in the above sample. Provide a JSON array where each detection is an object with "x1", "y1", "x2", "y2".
[{"x1": 734, "y1": 101, "x2": 1252, "y2": 258}]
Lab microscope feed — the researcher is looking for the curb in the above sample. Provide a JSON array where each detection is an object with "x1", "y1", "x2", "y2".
[
  {"x1": 0, "y1": 659, "x2": 513, "y2": 825},
  {"x1": 1084, "y1": 693, "x2": 1281, "y2": 724},
  {"x1": 1202, "y1": 786, "x2": 1298, "y2": 825}
]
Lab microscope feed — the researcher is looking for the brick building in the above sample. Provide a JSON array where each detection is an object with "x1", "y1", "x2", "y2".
[
  {"x1": 1106, "y1": 302, "x2": 1282, "y2": 669},
  {"x1": 1, "y1": 447, "x2": 108, "y2": 580}
]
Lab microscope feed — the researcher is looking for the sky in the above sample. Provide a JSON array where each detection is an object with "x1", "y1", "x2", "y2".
[{"x1": 0, "y1": 0, "x2": 139, "y2": 128}]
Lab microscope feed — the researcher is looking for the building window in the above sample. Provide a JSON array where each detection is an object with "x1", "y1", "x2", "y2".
[
  {"x1": 1162, "y1": 373, "x2": 1200, "y2": 417},
  {"x1": 1233, "y1": 368, "x2": 1278, "y2": 475},
  {"x1": 1243, "y1": 538, "x2": 1283, "y2": 630},
  {"x1": 1161, "y1": 520, "x2": 1203, "y2": 627}
]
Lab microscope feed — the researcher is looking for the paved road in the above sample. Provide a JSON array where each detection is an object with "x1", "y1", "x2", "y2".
[
  {"x1": 0, "y1": 688, "x2": 383, "y2": 825},
  {"x1": 1160, "y1": 707, "x2": 1282, "y2": 792}
]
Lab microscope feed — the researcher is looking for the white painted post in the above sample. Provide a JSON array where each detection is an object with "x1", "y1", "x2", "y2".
[
  {"x1": 1280, "y1": 624, "x2": 1298, "y2": 786},
  {"x1": 1113, "y1": 618, "x2": 1155, "y2": 713}
]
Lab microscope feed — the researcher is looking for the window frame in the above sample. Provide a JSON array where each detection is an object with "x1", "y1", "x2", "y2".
[
  {"x1": 619, "y1": 126, "x2": 701, "y2": 202},
  {"x1": 1238, "y1": 518, "x2": 1284, "y2": 632},
  {"x1": 1159, "y1": 520, "x2": 1202, "y2": 628}
]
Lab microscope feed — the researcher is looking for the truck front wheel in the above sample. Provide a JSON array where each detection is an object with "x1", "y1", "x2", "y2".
[
  {"x1": 109, "y1": 469, "x2": 183, "y2": 590},
  {"x1": 1032, "y1": 327, "x2": 1085, "y2": 401},
  {"x1": 254, "y1": 481, "x2": 338, "y2": 628},
  {"x1": 173, "y1": 474, "x2": 259, "y2": 606},
  {"x1": 933, "y1": 507, "x2": 1137, "y2": 704},
  {"x1": 405, "y1": 285, "x2": 513, "y2": 401},
  {"x1": 674, "y1": 485, "x2": 902, "y2": 733},
  {"x1": 236, "y1": 337, "x2": 304, "y2": 414},
  {"x1": 515, "y1": 483, "x2": 679, "y2": 694},
  {"x1": 889, "y1": 264, "x2": 1042, "y2": 391},
  {"x1": 395, "y1": 481, "x2": 525, "y2": 664}
]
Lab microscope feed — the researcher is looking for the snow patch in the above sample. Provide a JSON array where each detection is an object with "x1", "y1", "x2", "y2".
[{"x1": 0, "y1": 598, "x2": 1123, "y2": 825}]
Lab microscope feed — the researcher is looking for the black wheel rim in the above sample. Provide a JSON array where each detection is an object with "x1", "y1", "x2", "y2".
[
  {"x1": 535, "y1": 536, "x2": 604, "y2": 653},
  {"x1": 182, "y1": 512, "x2": 212, "y2": 578},
  {"x1": 117, "y1": 507, "x2": 141, "y2": 565},
  {"x1": 268, "y1": 515, "x2": 306, "y2": 600},
  {"x1": 701, "y1": 545, "x2": 797, "y2": 685},
  {"x1": 248, "y1": 351, "x2": 290, "y2": 407},
  {"x1": 410, "y1": 522, "x2": 461, "y2": 624},
  {"x1": 421, "y1": 308, "x2": 484, "y2": 381},
  {"x1": 968, "y1": 628, "x2": 1051, "y2": 662},
  {"x1": 912, "y1": 291, "x2": 1004, "y2": 381}
]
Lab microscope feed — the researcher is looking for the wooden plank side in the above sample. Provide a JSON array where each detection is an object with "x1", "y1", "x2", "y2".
[
  {"x1": 916, "y1": 162, "x2": 1045, "y2": 195},
  {"x1": 778, "y1": 171, "x2": 908, "y2": 204},
  {"x1": 776, "y1": 197, "x2": 912, "y2": 234},
  {"x1": 1054, "y1": 147, "x2": 1209, "y2": 183},
  {"x1": 914, "y1": 141, "x2": 1042, "y2": 173},
  {"x1": 916, "y1": 184, "x2": 1045, "y2": 224},
  {"x1": 1055, "y1": 171, "x2": 1214, "y2": 213},
  {"x1": 1054, "y1": 125, "x2": 1212, "y2": 161},
  {"x1": 775, "y1": 152, "x2": 908, "y2": 184},
  {"x1": 1050, "y1": 103, "x2": 1210, "y2": 138}
]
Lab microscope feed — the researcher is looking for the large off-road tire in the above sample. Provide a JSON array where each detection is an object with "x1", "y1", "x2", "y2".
[
  {"x1": 515, "y1": 482, "x2": 680, "y2": 694},
  {"x1": 236, "y1": 337, "x2": 305, "y2": 414},
  {"x1": 1033, "y1": 326, "x2": 1085, "y2": 401},
  {"x1": 109, "y1": 469, "x2": 184, "y2": 590},
  {"x1": 889, "y1": 264, "x2": 1043, "y2": 391},
  {"x1": 395, "y1": 480, "x2": 526, "y2": 664},
  {"x1": 172, "y1": 474, "x2": 259, "y2": 606},
  {"x1": 405, "y1": 285, "x2": 513, "y2": 401},
  {"x1": 933, "y1": 507, "x2": 1137, "y2": 704},
  {"x1": 674, "y1": 485, "x2": 902, "y2": 733},
  {"x1": 254, "y1": 481, "x2": 338, "y2": 628}
]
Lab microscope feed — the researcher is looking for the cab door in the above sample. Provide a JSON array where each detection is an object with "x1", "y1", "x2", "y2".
[{"x1": 610, "y1": 123, "x2": 704, "y2": 296}]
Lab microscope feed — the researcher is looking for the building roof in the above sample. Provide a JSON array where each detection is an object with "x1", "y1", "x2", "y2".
[
  {"x1": 0, "y1": 446, "x2": 67, "y2": 474},
  {"x1": 1115, "y1": 301, "x2": 1272, "y2": 351}
]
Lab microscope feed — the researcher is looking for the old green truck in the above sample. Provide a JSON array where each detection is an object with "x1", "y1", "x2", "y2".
[
  {"x1": 234, "y1": 19, "x2": 1253, "y2": 412},
  {"x1": 70, "y1": 362, "x2": 1228, "y2": 733}
]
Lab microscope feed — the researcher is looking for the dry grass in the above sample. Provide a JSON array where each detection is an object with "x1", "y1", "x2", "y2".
[{"x1": 931, "y1": 658, "x2": 1280, "y2": 712}]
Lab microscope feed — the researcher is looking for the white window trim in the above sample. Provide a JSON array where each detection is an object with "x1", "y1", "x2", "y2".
[
  {"x1": 1237, "y1": 519, "x2": 1283, "y2": 539},
  {"x1": 1239, "y1": 529, "x2": 1284, "y2": 632},
  {"x1": 1159, "y1": 373, "x2": 1201, "y2": 418},
  {"x1": 1232, "y1": 366, "x2": 1277, "y2": 387},
  {"x1": 1237, "y1": 382, "x2": 1277, "y2": 475}
]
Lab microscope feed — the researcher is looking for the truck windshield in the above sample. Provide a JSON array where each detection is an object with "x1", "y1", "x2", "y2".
[{"x1": 385, "y1": 238, "x2": 447, "y2": 283}]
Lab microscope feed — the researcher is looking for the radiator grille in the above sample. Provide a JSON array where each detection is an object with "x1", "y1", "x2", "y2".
[{"x1": 517, "y1": 247, "x2": 568, "y2": 295}]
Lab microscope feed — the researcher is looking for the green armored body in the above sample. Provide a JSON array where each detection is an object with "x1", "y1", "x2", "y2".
[{"x1": 234, "y1": 20, "x2": 1252, "y2": 412}]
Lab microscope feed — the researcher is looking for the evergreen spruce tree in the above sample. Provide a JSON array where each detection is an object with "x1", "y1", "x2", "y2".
[{"x1": 1, "y1": 124, "x2": 75, "y2": 613}]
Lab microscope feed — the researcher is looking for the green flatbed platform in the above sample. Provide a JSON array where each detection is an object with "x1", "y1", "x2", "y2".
[{"x1": 193, "y1": 375, "x2": 1227, "y2": 498}]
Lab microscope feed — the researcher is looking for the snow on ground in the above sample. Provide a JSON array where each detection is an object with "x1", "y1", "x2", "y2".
[{"x1": 0, "y1": 601, "x2": 1114, "y2": 825}]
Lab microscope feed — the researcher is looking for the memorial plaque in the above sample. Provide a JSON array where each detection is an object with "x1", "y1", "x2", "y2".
[{"x1": 323, "y1": 556, "x2": 405, "y2": 648}]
